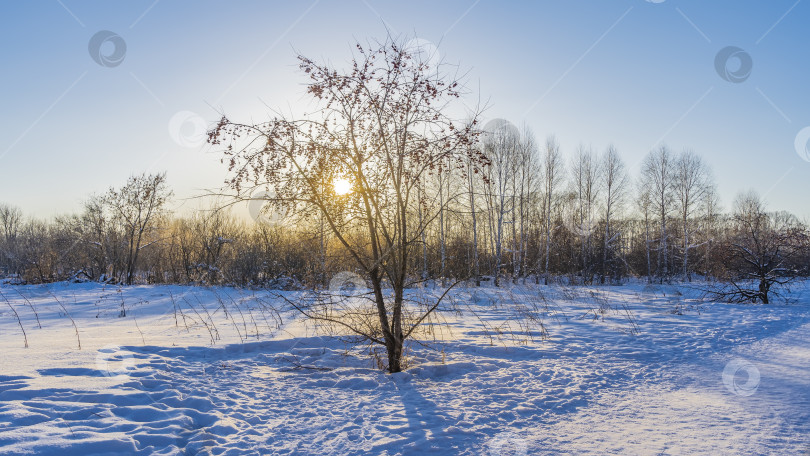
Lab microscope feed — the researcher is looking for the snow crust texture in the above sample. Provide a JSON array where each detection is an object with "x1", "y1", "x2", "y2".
[{"x1": 1, "y1": 282, "x2": 808, "y2": 455}]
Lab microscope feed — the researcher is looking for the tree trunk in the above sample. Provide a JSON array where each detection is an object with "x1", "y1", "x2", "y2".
[
  {"x1": 645, "y1": 218, "x2": 652, "y2": 284},
  {"x1": 468, "y1": 166, "x2": 480, "y2": 286},
  {"x1": 369, "y1": 271, "x2": 404, "y2": 373},
  {"x1": 543, "y1": 210, "x2": 551, "y2": 286},
  {"x1": 438, "y1": 172, "x2": 446, "y2": 287},
  {"x1": 659, "y1": 209, "x2": 668, "y2": 284},
  {"x1": 683, "y1": 221, "x2": 690, "y2": 282},
  {"x1": 386, "y1": 336, "x2": 403, "y2": 373},
  {"x1": 602, "y1": 219, "x2": 610, "y2": 285},
  {"x1": 418, "y1": 184, "x2": 428, "y2": 280},
  {"x1": 759, "y1": 279, "x2": 770, "y2": 304}
]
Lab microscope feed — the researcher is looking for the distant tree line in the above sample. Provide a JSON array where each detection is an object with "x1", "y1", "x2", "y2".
[{"x1": 1, "y1": 143, "x2": 807, "y2": 299}]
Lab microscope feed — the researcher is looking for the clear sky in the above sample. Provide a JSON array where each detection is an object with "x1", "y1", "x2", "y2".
[{"x1": 1, "y1": 0, "x2": 808, "y2": 219}]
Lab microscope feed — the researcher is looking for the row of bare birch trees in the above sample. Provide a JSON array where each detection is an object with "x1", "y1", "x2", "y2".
[
  {"x1": 421, "y1": 119, "x2": 725, "y2": 287},
  {"x1": 1, "y1": 139, "x2": 805, "y2": 290}
]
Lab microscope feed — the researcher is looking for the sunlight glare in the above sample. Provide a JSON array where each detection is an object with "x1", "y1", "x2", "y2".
[{"x1": 334, "y1": 178, "x2": 352, "y2": 195}]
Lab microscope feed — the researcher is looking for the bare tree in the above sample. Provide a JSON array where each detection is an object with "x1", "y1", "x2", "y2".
[
  {"x1": 0, "y1": 204, "x2": 23, "y2": 276},
  {"x1": 104, "y1": 172, "x2": 172, "y2": 285},
  {"x1": 640, "y1": 146, "x2": 675, "y2": 283},
  {"x1": 674, "y1": 150, "x2": 712, "y2": 281},
  {"x1": 636, "y1": 183, "x2": 654, "y2": 283},
  {"x1": 569, "y1": 145, "x2": 600, "y2": 282},
  {"x1": 465, "y1": 148, "x2": 482, "y2": 286},
  {"x1": 600, "y1": 145, "x2": 628, "y2": 284},
  {"x1": 482, "y1": 119, "x2": 519, "y2": 286},
  {"x1": 0, "y1": 204, "x2": 22, "y2": 242},
  {"x1": 209, "y1": 37, "x2": 488, "y2": 372},
  {"x1": 538, "y1": 136, "x2": 564, "y2": 285},
  {"x1": 186, "y1": 209, "x2": 239, "y2": 284},
  {"x1": 417, "y1": 180, "x2": 429, "y2": 281},
  {"x1": 701, "y1": 185, "x2": 723, "y2": 279},
  {"x1": 715, "y1": 191, "x2": 809, "y2": 304},
  {"x1": 515, "y1": 125, "x2": 538, "y2": 283},
  {"x1": 62, "y1": 196, "x2": 123, "y2": 281}
]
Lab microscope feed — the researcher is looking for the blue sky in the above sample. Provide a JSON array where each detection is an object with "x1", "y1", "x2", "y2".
[{"x1": 1, "y1": 0, "x2": 808, "y2": 219}]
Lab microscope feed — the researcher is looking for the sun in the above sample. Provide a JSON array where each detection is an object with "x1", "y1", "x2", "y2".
[{"x1": 333, "y1": 178, "x2": 352, "y2": 196}]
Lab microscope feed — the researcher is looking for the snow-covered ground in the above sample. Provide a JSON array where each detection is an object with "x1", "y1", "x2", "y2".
[{"x1": 1, "y1": 281, "x2": 809, "y2": 455}]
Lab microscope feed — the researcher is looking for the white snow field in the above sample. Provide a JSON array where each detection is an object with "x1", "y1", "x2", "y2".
[{"x1": 1, "y1": 281, "x2": 809, "y2": 455}]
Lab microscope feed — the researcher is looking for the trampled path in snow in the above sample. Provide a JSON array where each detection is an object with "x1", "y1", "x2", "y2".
[{"x1": 0, "y1": 281, "x2": 808, "y2": 455}]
